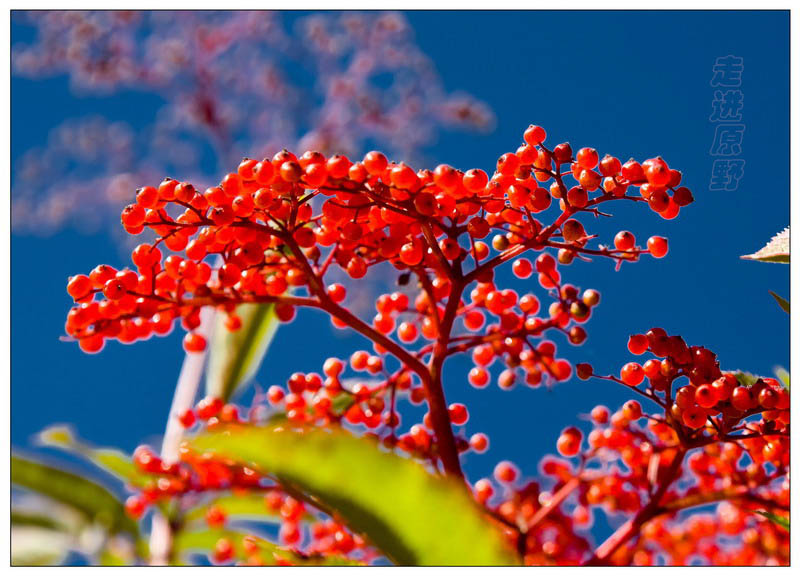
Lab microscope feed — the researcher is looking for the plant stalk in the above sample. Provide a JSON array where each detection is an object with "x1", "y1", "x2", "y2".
[{"x1": 148, "y1": 305, "x2": 216, "y2": 565}]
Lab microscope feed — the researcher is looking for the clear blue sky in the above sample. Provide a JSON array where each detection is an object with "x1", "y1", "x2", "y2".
[{"x1": 11, "y1": 10, "x2": 789, "y2": 543}]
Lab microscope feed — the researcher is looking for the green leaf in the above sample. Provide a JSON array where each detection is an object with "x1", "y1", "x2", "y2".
[
  {"x1": 769, "y1": 291, "x2": 790, "y2": 313},
  {"x1": 754, "y1": 510, "x2": 790, "y2": 531},
  {"x1": 189, "y1": 426, "x2": 518, "y2": 566},
  {"x1": 38, "y1": 425, "x2": 154, "y2": 488},
  {"x1": 206, "y1": 303, "x2": 281, "y2": 401},
  {"x1": 741, "y1": 227, "x2": 790, "y2": 263},
  {"x1": 732, "y1": 371, "x2": 762, "y2": 387},
  {"x1": 183, "y1": 491, "x2": 305, "y2": 524},
  {"x1": 11, "y1": 509, "x2": 69, "y2": 531},
  {"x1": 774, "y1": 366, "x2": 790, "y2": 391},
  {"x1": 11, "y1": 454, "x2": 139, "y2": 538},
  {"x1": 173, "y1": 526, "x2": 250, "y2": 563},
  {"x1": 174, "y1": 527, "x2": 362, "y2": 566}
]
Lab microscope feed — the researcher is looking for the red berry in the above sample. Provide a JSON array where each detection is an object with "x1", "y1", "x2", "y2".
[
  {"x1": 512, "y1": 258, "x2": 533, "y2": 279},
  {"x1": 647, "y1": 236, "x2": 669, "y2": 258},
  {"x1": 695, "y1": 384, "x2": 717, "y2": 408},
  {"x1": 576, "y1": 147, "x2": 599, "y2": 170},
  {"x1": 614, "y1": 231, "x2": 635, "y2": 251},
  {"x1": 731, "y1": 386, "x2": 754, "y2": 411},
  {"x1": 363, "y1": 151, "x2": 388, "y2": 175},
  {"x1": 448, "y1": 403, "x2": 469, "y2": 425},
  {"x1": 183, "y1": 332, "x2": 207, "y2": 353},
  {"x1": 178, "y1": 409, "x2": 196, "y2": 428},
  {"x1": 556, "y1": 427, "x2": 582, "y2": 456},
  {"x1": 620, "y1": 362, "x2": 644, "y2": 386},
  {"x1": 469, "y1": 433, "x2": 489, "y2": 453},
  {"x1": 627, "y1": 334, "x2": 649, "y2": 355},
  {"x1": 494, "y1": 461, "x2": 518, "y2": 484},
  {"x1": 213, "y1": 538, "x2": 234, "y2": 563},
  {"x1": 523, "y1": 124, "x2": 546, "y2": 145},
  {"x1": 67, "y1": 275, "x2": 92, "y2": 300},
  {"x1": 205, "y1": 505, "x2": 227, "y2": 528},
  {"x1": 125, "y1": 495, "x2": 146, "y2": 519},
  {"x1": 682, "y1": 406, "x2": 707, "y2": 429}
]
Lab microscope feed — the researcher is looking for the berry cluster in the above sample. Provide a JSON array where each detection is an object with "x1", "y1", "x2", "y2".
[
  {"x1": 66, "y1": 121, "x2": 790, "y2": 569},
  {"x1": 64, "y1": 122, "x2": 689, "y2": 480},
  {"x1": 123, "y1": 419, "x2": 373, "y2": 565},
  {"x1": 13, "y1": 11, "x2": 492, "y2": 235},
  {"x1": 473, "y1": 334, "x2": 789, "y2": 565}
]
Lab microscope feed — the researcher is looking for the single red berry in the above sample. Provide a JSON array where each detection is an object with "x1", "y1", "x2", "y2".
[
  {"x1": 620, "y1": 362, "x2": 644, "y2": 386},
  {"x1": 614, "y1": 231, "x2": 635, "y2": 251},
  {"x1": 731, "y1": 386, "x2": 754, "y2": 411},
  {"x1": 647, "y1": 236, "x2": 669, "y2": 258},
  {"x1": 512, "y1": 258, "x2": 533, "y2": 279},
  {"x1": 682, "y1": 406, "x2": 707, "y2": 429},
  {"x1": 67, "y1": 275, "x2": 92, "y2": 300},
  {"x1": 178, "y1": 409, "x2": 196, "y2": 428},
  {"x1": 556, "y1": 427, "x2": 582, "y2": 456},
  {"x1": 363, "y1": 151, "x2": 388, "y2": 175},
  {"x1": 695, "y1": 384, "x2": 718, "y2": 408},
  {"x1": 469, "y1": 433, "x2": 489, "y2": 453},
  {"x1": 627, "y1": 334, "x2": 649, "y2": 355},
  {"x1": 493, "y1": 461, "x2": 518, "y2": 484},
  {"x1": 213, "y1": 537, "x2": 234, "y2": 563},
  {"x1": 205, "y1": 505, "x2": 227, "y2": 528},
  {"x1": 448, "y1": 403, "x2": 469, "y2": 425},
  {"x1": 574, "y1": 147, "x2": 599, "y2": 171},
  {"x1": 125, "y1": 495, "x2": 147, "y2": 519},
  {"x1": 523, "y1": 124, "x2": 546, "y2": 145},
  {"x1": 183, "y1": 332, "x2": 207, "y2": 353}
]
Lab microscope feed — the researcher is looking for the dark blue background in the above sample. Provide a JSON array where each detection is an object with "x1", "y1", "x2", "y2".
[{"x1": 11, "y1": 10, "x2": 789, "y2": 544}]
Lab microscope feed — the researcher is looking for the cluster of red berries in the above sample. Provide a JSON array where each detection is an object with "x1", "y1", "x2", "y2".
[
  {"x1": 469, "y1": 330, "x2": 789, "y2": 565},
  {"x1": 65, "y1": 122, "x2": 751, "y2": 567},
  {"x1": 64, "y1": 122, "x2": 688, "y2": 363},
  {"x1": 123, "y1": 420, "x2": 372, "y2": 565},
  {"x1": 596, "y1": 328, "x2": 791, "y2": 451},
  {"x1": 475, "y1": 474, "x2": 592, "y2": 565}
]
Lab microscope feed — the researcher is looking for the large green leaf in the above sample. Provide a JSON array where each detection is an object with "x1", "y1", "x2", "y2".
[
  {"x1": 189, "y1": 426, "x2": 518, "y2": 566},
  {"x1": 206, "y1": 303, "x2": 281, "y2": 401},
  {"x1": 11, "y1": 454, "x2": 139, "y2": 538},
  {"x1": 741, "y1": 227, "x2": 790, "y2": 263}
]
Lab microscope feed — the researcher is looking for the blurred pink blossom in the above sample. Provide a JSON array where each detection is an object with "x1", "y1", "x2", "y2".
[{"x1": 12, "y1": 11, "x2": 494, "y2": 237}]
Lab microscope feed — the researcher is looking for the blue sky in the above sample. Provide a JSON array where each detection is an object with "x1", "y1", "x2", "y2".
[{"x1": 11, "y1": 10, "x2": 789, "y2": 546}]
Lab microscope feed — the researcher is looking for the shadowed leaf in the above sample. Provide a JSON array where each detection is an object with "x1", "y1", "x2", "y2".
[
  {"x1": 11, "y1": 454, "x2": 139, "y2": 538},
  {"x1": 38, "y1": 425, "x2": 154, "y2": 488},
  {"x1": 189, "y1": 425, "x2": 518, "y2": 566},
  {"x1": 206, "y1": 303, "x2": 281, "y2": 402},
  {"x1": 769, "y1": 291, "x2": 790, "y2": 313},
  {"x1": 754, "y1": 510, "x2": 789, "y2": 531}
]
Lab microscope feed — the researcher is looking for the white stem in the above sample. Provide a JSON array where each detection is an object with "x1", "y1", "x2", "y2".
[{"x1": 148, "y1": 305, "x2": 216, "y2": 565}]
